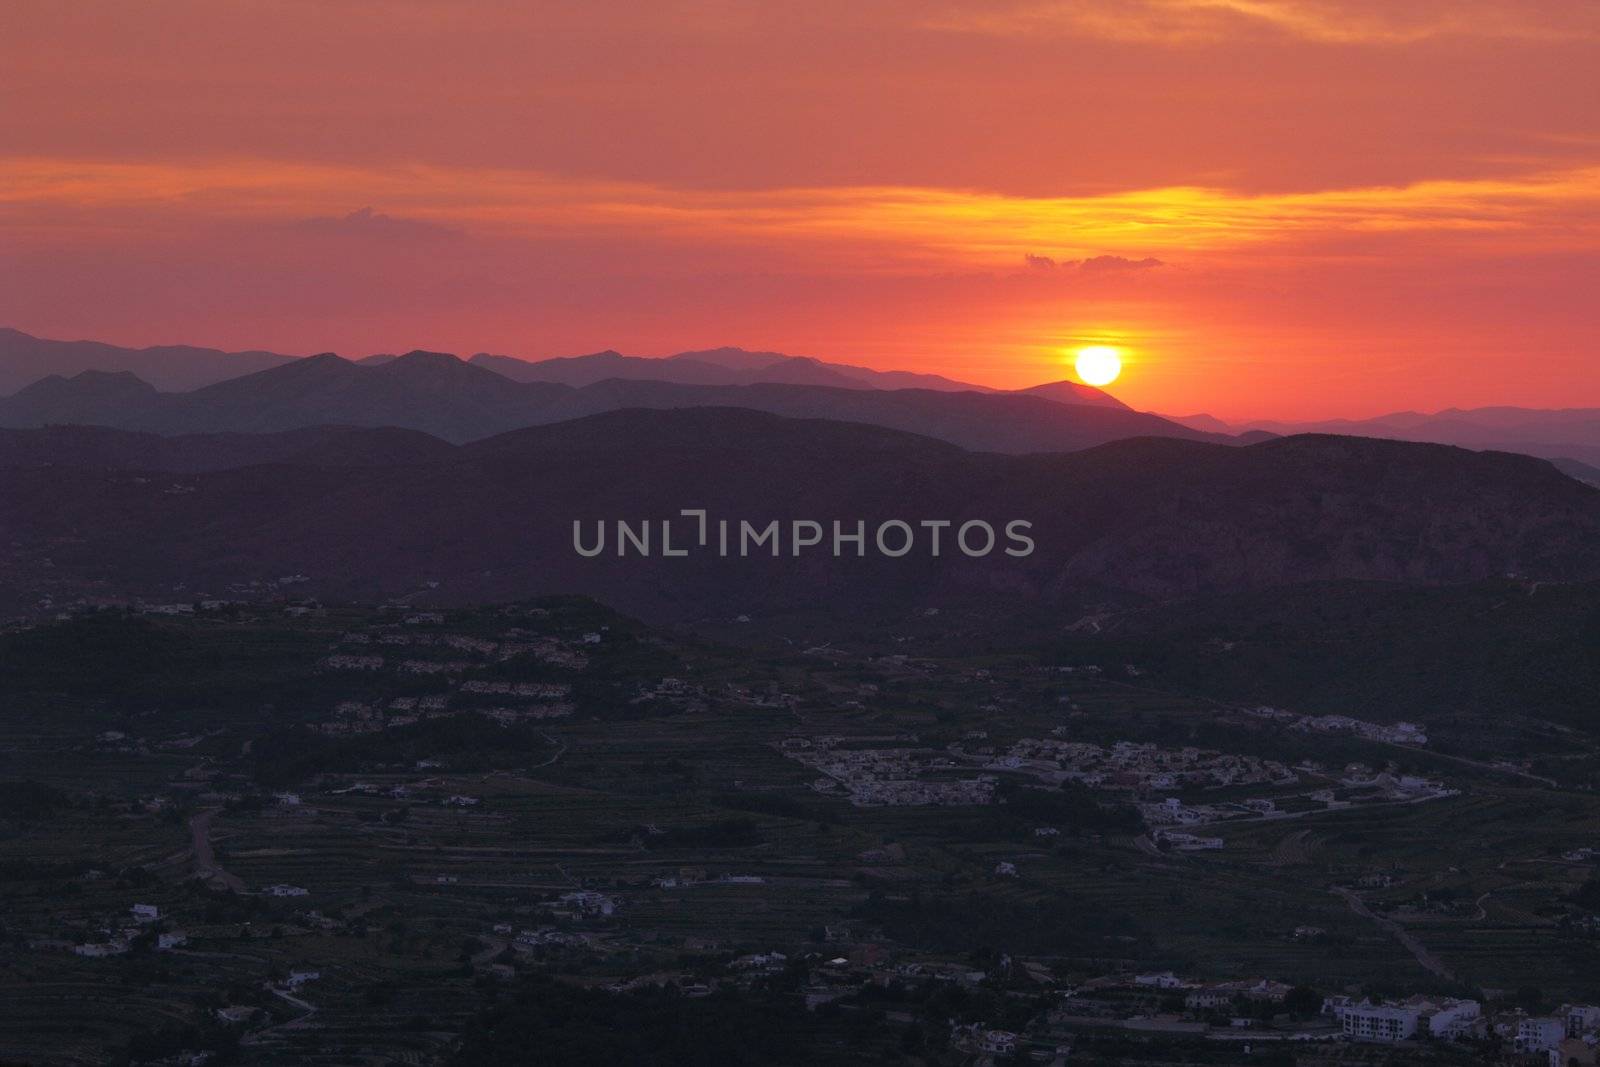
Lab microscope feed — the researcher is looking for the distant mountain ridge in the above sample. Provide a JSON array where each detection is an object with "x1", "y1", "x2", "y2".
[
  {"x1": 0, "y1": 347, "x2": 1218, "y2": 453},
  {"x1": 1167, "y1": 406, "x2": 1600, "y2": 467},
  {"x1": 0, "y1": 328, "x2": 1126, "y2": 408},
  {"x1": 0, "y1": 327, "x2": 294, "y2": 394},
  {"x1": 469, "y1": 345, "x2": 1094, "y2": 401}
]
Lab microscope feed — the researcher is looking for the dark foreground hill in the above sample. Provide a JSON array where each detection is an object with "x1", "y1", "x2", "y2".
[{"x1": 1, "y1": 409, "x2": 1596, "y2": 620}]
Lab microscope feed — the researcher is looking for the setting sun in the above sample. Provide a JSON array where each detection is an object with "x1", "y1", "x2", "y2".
[{"x1": 1074, "y1": 345, "x2": 1123, "y2": 387}]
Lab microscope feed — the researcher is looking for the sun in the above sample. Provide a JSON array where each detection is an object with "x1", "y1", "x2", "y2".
[{"x1": 1073, "y1": 345, "x2": 1122, "y2": 387}]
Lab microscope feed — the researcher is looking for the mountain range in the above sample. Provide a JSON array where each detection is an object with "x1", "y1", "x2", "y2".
[
  {"x1": 0, "y1": 346, "x2": 1215, "y2": 453},
  {"x1": 0, "y1": 327, "x2": 294, "y2": 394},
  {"x1": 2, "y1": 409, "x2": 1595, "y2": 621},
  {"x1": 1165, "y1": 406, "x2": 1600, "y2": 473},
  {"x1": 2, "y1": 327, "x2": 1121, "y2": 404}
]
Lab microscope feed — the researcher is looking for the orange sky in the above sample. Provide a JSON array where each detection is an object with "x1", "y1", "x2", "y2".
[{"x1": 2, "y1": 0, "x2": 1597, "y2": 419}]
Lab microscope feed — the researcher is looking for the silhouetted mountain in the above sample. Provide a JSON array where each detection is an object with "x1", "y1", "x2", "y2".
[
  {"x1": 524, "y1": 380, "x2": 1216, "y2": 452},
  {"x1": 0, "y1": 424, "x2": 456, "y2": 473},
  {"x1": 1182, "y1": 406, "x2": 1600, "y2": 467},
  {"x1": 1051, "y1": 578, "x2": 1600, "y2": 731},
  {"x1": 473, "y1": 345, "x2": 1008, "y2": 396},
  {"x1": 0, "y1": 353, "x2": 1219, "y2": 451},
  {"x1": 0, "y1": 327, "x2": 294, "y2": 393},
  {"x1": 119, "y1": 351, "x2": 573, "y2": 441},
  {"x1": 0, "y1": 370, "x2": 162, "y2": 427},
  {"x1": 1019, "y1": 380, "x2": 1130, "y2": 410},
  {"x1": 472, "y1": 350, "x2": 741, "y2": 387},
  {"x1": 666, "y1": 347, "x2": 792, "y2": 371},
  {"x1": 1157, "y1": 412, "x2": 1234, "y2": 434},
  {"x1": 666, "y1": 347, "x2": 1004, "y2": 394},
  {"x1": 1553, "y1": 457, "x2": 1600, "y2": 489},
  {"x1": 2, "y1": 410, "x2": 1594, "y2": 620}
]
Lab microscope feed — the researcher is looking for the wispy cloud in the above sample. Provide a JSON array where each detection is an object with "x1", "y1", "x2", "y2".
[
  {"x1": 923, "y1": 0, "x2": 1600, "y2": 45},
  {"x1": 291, "y1": 206, "x2": 463, "y2": 241}
]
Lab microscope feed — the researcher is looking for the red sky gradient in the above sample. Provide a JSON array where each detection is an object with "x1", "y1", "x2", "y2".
[{"x1": 2, "y1": 0, "x2": 1597, "y2": 420}]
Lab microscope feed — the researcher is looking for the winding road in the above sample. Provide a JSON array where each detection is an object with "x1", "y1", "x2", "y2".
[{"x1": 1332, "y1": 886, "x2": 1455, "y2": 981}]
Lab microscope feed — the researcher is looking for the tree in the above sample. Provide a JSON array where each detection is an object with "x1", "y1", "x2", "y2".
[{"x1": 1282, "y1": 985, "x2": 1323, "y2": 1018}]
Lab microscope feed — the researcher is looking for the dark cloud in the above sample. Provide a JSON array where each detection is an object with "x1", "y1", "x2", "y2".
[
  {"x1": 1022, "y1": 253, "x2": 1165, "y2": 273},
  {"x1": 1077, "y1": 254, "x2": 1165, "y2": 271}
]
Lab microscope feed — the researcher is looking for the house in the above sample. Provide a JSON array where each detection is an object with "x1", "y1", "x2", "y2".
[
  {"x1": 980, "y1": 1030, "x2": 1018, "y2": 1055},
  {"x1": 732, "y1": 952, "x2": 788, "y2": 971},
  {"x1": 1157, "y1": 830, "x2": 1224, "y2": 851},
  {"x1": 131, "y1": 903, "x2": 160, "y2": 922},
  {"x1": 284, "y1": 970, "x2": 320, "y2": 989},
  {"x1": 1187, "y1": 987, "x2": 1235, "y2": 1010},
  {"x1": 1400, "y1": 996, "x2": 1480, "y2": 1038},
  {"x1": 157, "y1": 932, "x2": 188, "y2": 950},
  {"x1": 993, "y1": 861, "x2": 1018, "y2": 877},
  {"x1": 1135, "y1": 971, "x2": 1186, "y2": 989},
  {"x1": 73, "y1": 941, "x2": 129, "y2": 958},
  {"x1": 951, "y1": 1024, "x2": 1019, "y2": 1056},
  {"x1": 557, "y1": 890, "x2": 616, "y2": 916},
  {"x1": 403, "y1": 612, "x2": 444, "y2": 625},
  {"x1": 265, "y1": 884, "x2": 309, "y2": 897}
]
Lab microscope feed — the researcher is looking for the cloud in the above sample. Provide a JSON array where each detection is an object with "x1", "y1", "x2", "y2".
[
  {"x1": 4, "y1": 157, "x2": 1597, "y2": 274},
  {"x1": 1024, "y1": 254, "x2": 1166, "y2": 272},
  {"x1": 293, "y1": 206, "x2": 463, "y2": 241},
  {"x1": 924, "y1": 0, "x2": 1600, "y2": 45},
  {"x1": 1078, "y1": 255, "x2": 1166, "y2": 271}
]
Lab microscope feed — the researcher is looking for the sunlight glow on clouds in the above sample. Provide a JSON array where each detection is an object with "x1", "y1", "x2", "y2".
[
  {"x1": 1, "y1": 0, "x2": 1596, "y2": 418},
  {"x1": 5, "y1": 158, "x2": 1597, "y2": 267},
  {"x1": 925, "y1": 0, "x2": 1600, "y2": 44}
]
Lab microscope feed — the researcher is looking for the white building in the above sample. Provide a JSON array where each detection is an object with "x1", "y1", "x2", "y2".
[
  {"x1": 1408, "y1": 996, "x2": 1480, "y2": 1038},
  {"x1": 1335, "y1": 1001, "x2": 1420, "y2": 1043},
  {"x1": 1564, "y1": 1004, "x2": 1600, "y2": 1037},
  {"x1": 1517, "y1": 1017, "x2": 1567, "y2": 1054},
  {"x1": 131, "y1": 903, "x2": 159, "y2": 922},
  {"x1": 73, "y1": 941, "x2": 129, "y2": 958},
  {"x1": 1135, "y1": 971, "x2": 1186, "y2": 989}
]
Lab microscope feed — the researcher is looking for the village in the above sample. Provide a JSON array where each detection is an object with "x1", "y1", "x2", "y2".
[{"x1": 2, "y1": 595, "x2": 1599, "y2": 1066}]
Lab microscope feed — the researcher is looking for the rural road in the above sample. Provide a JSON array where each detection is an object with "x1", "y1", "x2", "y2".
[
  {"x1": 1332, "y1": 886, "x2": 1455, "y2": 981},
  {"x1": 189, "y1": 810, "x2": 245, "y2": 893}
]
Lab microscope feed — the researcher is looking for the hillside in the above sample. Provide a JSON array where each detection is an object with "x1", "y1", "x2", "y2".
[{"x1": 1, "y1": 410, "x2": 1595, "y2": 620}]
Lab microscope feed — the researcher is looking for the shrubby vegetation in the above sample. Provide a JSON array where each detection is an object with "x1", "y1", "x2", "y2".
[
  {"x1": 249, "y1": 713, "x2": 554, "y2": 785},
  {"x1": 450, "y1": 976, "x2": 852, "y2": 1066}
]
